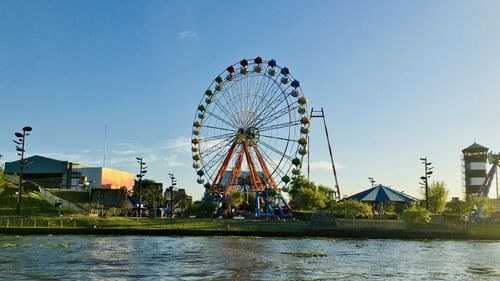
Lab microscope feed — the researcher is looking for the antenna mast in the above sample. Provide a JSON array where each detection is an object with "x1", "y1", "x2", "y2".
[{"x1": 103, "y1": 124, "x2": 107, "y2": 167}]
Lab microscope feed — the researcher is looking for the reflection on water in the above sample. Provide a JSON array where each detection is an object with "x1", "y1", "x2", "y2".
[{"x1": 1, "y1": 235, "x2": 500, "y2": 280}]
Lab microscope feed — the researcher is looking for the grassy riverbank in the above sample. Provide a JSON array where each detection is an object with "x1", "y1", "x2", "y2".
[
  {"x1": 2, "y1": 181, "x2": 500, "y2": 240},
  {"x1": 0, "y1": 183, "x2": 59, "y2": 216},
  {"x1": 1, "y1": 215, "x2": 500, "y2": 240}
]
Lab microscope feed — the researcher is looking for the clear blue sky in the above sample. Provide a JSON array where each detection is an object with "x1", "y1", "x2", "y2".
[{"x1": 1, "y1": 1, "x2": 499, "y2": 200}]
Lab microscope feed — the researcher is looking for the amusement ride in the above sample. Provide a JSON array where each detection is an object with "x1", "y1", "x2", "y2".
[{"x1": 191, "y1": 57, "x2": 310, "y2": 218}]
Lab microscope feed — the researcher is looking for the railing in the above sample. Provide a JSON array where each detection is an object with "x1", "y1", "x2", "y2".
[
  {"x1": 335, "y1": 218, "x2": 407, "y2": 230},
  {"x1": 0, "y1": 218, "x2": 310, "y2": 232},
  {"x1": 4, "y1": 174, "x2": 87, "y2": 213},
  {"x1": 37, "y1": 187, "x2": 87, "y2": 213}
]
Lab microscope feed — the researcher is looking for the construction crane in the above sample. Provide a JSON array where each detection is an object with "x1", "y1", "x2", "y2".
[
  {"x1": 472, "y1": 152, "x2": 499, "y2": 222},
  {"x1": 478, "y1": 152, "x2": 500, "y2": 198}
]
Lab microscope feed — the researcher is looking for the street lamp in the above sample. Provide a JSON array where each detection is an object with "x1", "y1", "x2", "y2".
[
  {"x1": 368, "y1": 177, "x2": 376, "y2": 188},
  {"x1": 168, "y1": 173, "x2": 177, "y2": 217},
  {"x1": 86, "y1": 180, "x2": 93, "y2": 214},
  {"x1": 136, "y1": 157, "x2": 147, "y2": 218},
  {"x1": 420, "y1": 157, "x2": 433, "y2": 210},
  {"x1": 13, "y1": 126, "x2": 32, "y2": 216}
]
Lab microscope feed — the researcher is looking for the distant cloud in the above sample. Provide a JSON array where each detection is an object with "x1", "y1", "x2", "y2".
[
  {"x1": 177, "y1": 30, "x2": 198, "y2": 40},
  {"x1": 309, "y1": 161, "x2": 343, "y2": 170},
  {"x1": 102, "y1": 136, "x2": 192, "y2": 169},
  {"x1": 162, "y1": 136, "x2": 191, "y2": 151}
]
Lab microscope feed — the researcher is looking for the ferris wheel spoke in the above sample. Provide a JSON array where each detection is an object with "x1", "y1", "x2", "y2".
[
  {"x1": 246, "y1": 74, "x2": 281, "y2": 124},
  {"x1": 200, "y1": 136, "x2": 233, "y2": 157},
  {"x1": 253, "y1": 85, "x2": 293, "y2": 124},
  {"x1": 257, "y1": 104, "x2": 300, "y2": 128},
  {"x1": 213, "y1": 84, "x2": 244, "y2": 126},
  {"x1": 256, "y1": 144, "x2": 288, "y2": 179},
  {"x1": 205, "y1": 108, "x2": 239, "y2": 129},
  {"x1": 199, "y1": 132, "x2": 235, "y2": 143},
  {"x1": 202, "y1": 124, "x2": 236, "y2": 133},
  {"x1": 250, "y1": 84, "x2": 290, "y2": 128},
  {"x1": 257, "y1": 141, "x2": 293, "y2": 162},
  {"x1": 221, "y1": 83, "x2": 253, "y2": 128},
  {"x1": 202, "y1": 142, "x2": 233, "y2": 170},
  {"x1": 203, "y1": 153, "x2": 228, "y2": 182},
  {"x1": 209, "y1": 101, "x2": 240, "y2": 128},
  {"x1": 245, "y1": 73, "x2": 275, "y2": 128},
  {"x1": 244, "y1": 89, "x2": 265, "y2": 127},
  {"x1": 259, "y1": 120, "x2": 301, "y2": 132},
  {"x1": 259, "y1": 134, "x2": 295, "y2": 143},
  {"x1": 218, "y1": 88, "x2": 242, "y2": 126}
]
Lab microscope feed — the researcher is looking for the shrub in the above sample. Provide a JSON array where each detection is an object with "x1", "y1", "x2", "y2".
[
  {"x1": 328, "y1": 200, "x2": 372, "y2": 219},
  {"x1": 0, "y1": 167, "x2": 4, "y2": 191},
  {"x1": 185, "y1": 201, "x2": 216, "y2": 218},
  {"x1": 402, "y1": 207, "x2": 431, "y2": 224}
]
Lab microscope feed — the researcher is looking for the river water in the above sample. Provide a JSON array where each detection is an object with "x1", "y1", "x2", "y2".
[{"x1": 1, "y1": 235, "x2": 500, "y2": 280}]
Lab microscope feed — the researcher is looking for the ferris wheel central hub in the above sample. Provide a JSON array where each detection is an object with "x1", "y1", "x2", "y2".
[{"x1": 236, "y1": 127, "x2": 259, "y2": 143}]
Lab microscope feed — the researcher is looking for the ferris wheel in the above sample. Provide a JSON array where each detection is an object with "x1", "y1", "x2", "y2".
[{"x1": 191, "y1": 57, "x2": 310, "y2": 198}]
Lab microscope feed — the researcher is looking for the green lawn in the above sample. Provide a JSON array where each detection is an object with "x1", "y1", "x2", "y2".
[
  {"x1": 0, "y1": 214, "x2": 311, "y2": 232},
  {"x1": 0, "y1": 182, "x2": 310, "y2": 233},
  {"x1": 51, "y1": 190, "x2": 89, "y2": 203},
  {"x1": 0, "y1": 183, "x2": 58, "y2": 216}
]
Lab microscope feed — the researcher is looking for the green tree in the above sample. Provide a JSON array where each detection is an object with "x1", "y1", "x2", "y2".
[
  {"x1": 294, "y1": 188, "x2": 327, "y2": 211},
  {"x1": 328, "y1": 200, "x2": 372, "y2": 218},
  {"x1": 402, "y1": 207, "x2": 432, "y2": 224},
  {"x1": 289, "y1": 175, "x2": 315, "y2": 200},
  {"x1": 423, "y1": 181, "x2": 449, "y2": 214},
  {"x1": 245, "y1": 192, "x2": 256, "y2": 212},
  {"x1": 134, "y1": 179, "x2": 165, "y2": 208},
  {"x1": 289, "y1": 176, "x2": 333, "y2": 211},
  {"x1": 185, "y1": 201, "x2": 216, "y2": 217},
  {"x1": 225, "y1": 190, "x2": 244, "y2": 210}
]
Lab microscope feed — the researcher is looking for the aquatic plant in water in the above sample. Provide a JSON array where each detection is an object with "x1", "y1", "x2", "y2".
[
  {"x1": 40, "y1": 242, "x2": 71, "y2": 248},
  {"x1": 281, "y1": 251, "x2": 328, "y2": 257}
]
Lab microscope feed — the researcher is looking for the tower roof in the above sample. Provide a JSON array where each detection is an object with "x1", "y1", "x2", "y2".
[{"x1": 462, "y1": 142, "x2": 489, "y2": 152}]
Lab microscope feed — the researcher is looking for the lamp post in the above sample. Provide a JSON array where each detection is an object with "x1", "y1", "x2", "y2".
[
  {"x1": 368, "y1": 177, "x2": 376, "y2": 188},
  {"x1": 420, "y1": 157, "x2": 433, "y2": 210},
  {"x1": 86, "y1": 180, "x2": 93, "y2": 213},
  {"x1": 136, "y1": 157, "x2": 147, "y2": 218},
  {"x1": 13, "y1": 126, "x2": 32, "y2": 216},
  {"x1": 168, "y1": 173, "x2": 177, "y2": 217}
]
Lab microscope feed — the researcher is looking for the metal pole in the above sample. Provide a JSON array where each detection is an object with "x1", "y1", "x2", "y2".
[
  {"x1": 307, "y1": 109, "x2": 312, "y2": 182},
  {"x1": 138, "y1": 164, "x2": 143, "y2": 218},
  {"x1": 424, "y1": 158, "x2": 429, "y2": 210},
  {"x1": 171, "y1": 177, "x2": 174, "y2": 218},
  {"x1": 496, "y1": 164, "x2": 499, "y2": 199},
  {"x1": 321, "y1": 108, "x2": 340, "y2": 199},
  {"x1": 16, "y1": 131, "x2": 26, "y2": 216},
  {"x1": 309, "y1": 108, "x2": 341, "y2": 199},
  {"x1": 88, "y1": 182, "x2": 91, "y2": 214}
]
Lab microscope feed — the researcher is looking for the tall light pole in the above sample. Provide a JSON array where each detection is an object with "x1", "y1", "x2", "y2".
[
  {"x1": 136, "y1": 157, "x2": 147, "y2": 218},
  {"x1": 13, "y1": 126, "x2": 32, "y2": 216},
  {"x1": 420, "y1": 157, "x2": 433, "y2": 210},
  {"x1": 368, "y1": 177, "x2": 376, "y2": 188},
  {"x1": 87, "y1": 180, "x2": 93, "y2": 214},
  {"x1": 168, "y1": 173, "x2": 177, "y2": 217}
]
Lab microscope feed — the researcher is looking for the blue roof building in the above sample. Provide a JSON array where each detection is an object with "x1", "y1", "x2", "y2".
[{"x1": 345, "y1": 184, "x2": 418, "y2": 204}]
